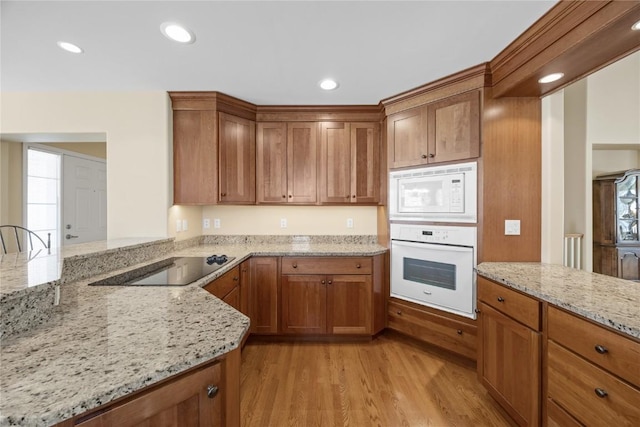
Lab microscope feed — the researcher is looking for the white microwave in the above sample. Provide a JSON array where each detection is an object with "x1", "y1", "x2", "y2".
[{"x1": 389, "y1": 161, "x2": 477, "y2": 223}]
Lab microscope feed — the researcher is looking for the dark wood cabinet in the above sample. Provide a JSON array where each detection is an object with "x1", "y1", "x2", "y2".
[
  {"x1": 387, "y1": 90, "x2": 480, "y2": 169},
  {"x1": 203, "y1": 265, "x2": 241, "y2": 311},
  {"x1": 172, "y1": 110, "x2": 217, "y2": 205},
  {"x1": 249, "y1": 257, "x2": 279, "y2": 334},
  {"x1": 281, "y1": 274, "x2": 327, "y2": 334},
  {"x1": 327, "y1": 274, "x2": 372, "y2": 335},
  {"x1": 319, "y1": 122, "x2": 380, "y2": 204},
  {"x1": 256, "y1": 122, "x2": 318, "y2": 204},
  {"x1": 218, "y1": 112, "x2": 256, "y2": 204},
  {"x1": 478, "y1": 278, "x2": 541, "y2": 427},
  {"x1": 593, "y1": 169, "x2": 640, "y2": 280}
]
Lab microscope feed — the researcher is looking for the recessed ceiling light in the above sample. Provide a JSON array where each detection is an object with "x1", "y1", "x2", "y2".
[
  {"x1": 632, "y1": 20, "x2": 640, "y2": 31},
  {"x1": 319, "y1": 79, "x2": 339, "y2": 91},
  {"x1": 538, "y1": 73, "x2": 564, "y2": 84},
  {"x1": 160, "y1": 22, "x2": 195, "y2": 44},
  {"x1": 57, "y1": 41, "x2": 83, "y2": 54}
]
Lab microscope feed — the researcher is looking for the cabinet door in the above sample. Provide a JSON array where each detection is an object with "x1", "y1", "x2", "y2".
[
  {"x1": 617, "y1": 248, "x2": 640, "y2": 280},
  {"x1": 593, "y1": 180, "x2": 615, "y2": 244},
  {"x1": 281, "y1": 275, "x2": 327, "y2": 334},
  {"x1": 287, "y1": 122, "x2": 318, "y2": 203},
  {"x1": 351, "y1": 122, "x2": 380, "y2": 204},
  {"x1": 250, "y1": 257, "x2": 279, "y2": 334},
  {"x1": 256, "y1": 122, "x2": 287, "y2": 203},
  {"x1": 427, "y1": 90, "x2": 480, "y2": 164},
  {"x1": 327, "y1": 275, "x2": 372, "y2": 334},
  {"x1": 387, "y1": 106, "x2": 428, "y2": 168},
  {"x1": 173, "y1": 110, "x2": 217, "y2": 205},
  {"x1": 239, "y1": 260, "x2": 251, "y2": 318},
  {"x1": 593, "y1": 244, "x2": 617, "y2": 276},
  {"x1": 218, "y1": 112, "x2": 256, "y2": 204},
  {"x1": 319, "y1": 122, "x2": 351, "y2": 203},
  {"x1": 222, "y1": 286, "x2": 240, "y2": 311},
  {"x1": 480, "y1": 302, "x2": 540, "y2": 427},
  {"x1": 76, "y1": 363, "x2": 222, "y2": 427}
]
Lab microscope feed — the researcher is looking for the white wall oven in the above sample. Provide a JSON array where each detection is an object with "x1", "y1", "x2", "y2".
[
  {"x1": 390, "y1": 223, "x2": 477, "y2": 319},
  {"x1": 389, "y1": 161, "x2": 477, "y2": 223}
]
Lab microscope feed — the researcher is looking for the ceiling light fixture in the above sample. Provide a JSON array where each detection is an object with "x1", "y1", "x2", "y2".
[
  {"x1": 632, "y1": 20, "x2": 640, "y2": 31},
  {"x1": 160, "y1": 22, "x2": 195, "y2": 44},
  {"x1": 57, "y1": 41, "x2": 83, "y2": 54},
  {"x1": 538, "y1": 72, "x2": 564, "y2": 84},
  {"x1": 319, "y1": 79, "x2": 339, "y2": 91}
]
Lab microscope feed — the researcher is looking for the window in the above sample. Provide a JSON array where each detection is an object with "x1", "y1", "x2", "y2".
[{"x1": 26, "y1": 148, "x2": 61, "y2": 248}]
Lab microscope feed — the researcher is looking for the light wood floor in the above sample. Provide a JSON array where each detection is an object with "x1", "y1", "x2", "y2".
[{"x1": 240, "y1": 331, "x2": 513, "y2": 427}]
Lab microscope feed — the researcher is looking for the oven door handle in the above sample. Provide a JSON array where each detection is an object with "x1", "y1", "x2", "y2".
[{"x1": 391, "y1": 239, "x2": 473, "y2": 253}]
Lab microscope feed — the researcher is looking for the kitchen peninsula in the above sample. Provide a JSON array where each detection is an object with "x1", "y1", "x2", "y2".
[{"x1": 0, "y1": 235, "x2": 387, "y2": 426}]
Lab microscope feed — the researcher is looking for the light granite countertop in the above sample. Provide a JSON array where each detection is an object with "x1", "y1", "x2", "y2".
[
  {"x1": 476, "y1": 262, "x2": 640, "y2": 339},
  {"x1": 0, "y1": 236, "x2": 387, "y2": 427}
]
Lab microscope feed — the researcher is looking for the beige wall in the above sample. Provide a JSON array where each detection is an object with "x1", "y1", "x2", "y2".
[
  {"x1": 41, "y1": 142, "x2": 107, "y2": 159},
  {"x1": 592, "y1": 150, "x2": 640, "y2": 178},
  {"x1": 168, "y1": 205, "x2": 203, "y2": 241},
  {"x1": 0, "y1": 140, "x2": 24, "y2": 227},
  {"x1": 201, "y1": 205, "x2": 378, "y2": 235},
  {"x1": 1, "y1": 92, "x2": 171, "y2": 239}
]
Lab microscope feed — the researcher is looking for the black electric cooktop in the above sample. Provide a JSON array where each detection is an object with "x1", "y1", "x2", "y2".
[{"x1": 89, "y1": 255, "x2": 235, "y2": 286}]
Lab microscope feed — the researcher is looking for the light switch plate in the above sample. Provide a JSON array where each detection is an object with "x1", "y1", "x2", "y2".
[
  {"x1": 280, "y1": 218, "x2": 287, "y2": 228},
  {"x1": 347, "y1": 218, "x2": 354, "y2": 228},
  {"x1": 505, "y1": 219, "x2": 521, "y2": 235},
  {"x1": 203, "y1": 218, "x2": 210, "y2": 229}
]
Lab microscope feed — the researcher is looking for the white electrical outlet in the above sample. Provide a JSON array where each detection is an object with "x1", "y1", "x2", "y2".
[
  {"x1": 505, "y1": 219, "x2": 521, "y2": 235},
  {"x1": 182, "y1": 219, "x2": 188, "y2": 231},
  {"x1": 280, "y1": 218, "x2": 287, "y2": 228},
  {"x1": 203, "y1": 218, "x2": 210, "y2": 229},
  {"x1": 176, "y1": 219, "x2": 182, "y2": 232},
  {"x1": 214, "y1": 219, "x2": 221, "y2": 229},
  {"x1": 347, "y1": 218, "x2": 354, "y2": 228}
]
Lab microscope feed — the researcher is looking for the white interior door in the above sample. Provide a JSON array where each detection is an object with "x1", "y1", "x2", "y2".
[{"x1": 62, "y1": 155, "x2": 107, "y2": 245}]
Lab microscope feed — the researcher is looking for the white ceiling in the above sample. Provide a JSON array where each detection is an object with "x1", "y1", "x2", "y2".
[{"x1": 1, "y1": 0, "x2": 555, "y2": 105}]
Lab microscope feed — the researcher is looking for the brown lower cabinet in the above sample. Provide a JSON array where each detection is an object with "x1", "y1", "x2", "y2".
[
  {"x1": 55, "y1": 348, "x2": 241, "y2": 427},
  {"x1": 478, "y1": 277, "x2": 640, "y2": 427},
  {"x1": 203, "y1": 265, "x2": 241, "y2": 311}
]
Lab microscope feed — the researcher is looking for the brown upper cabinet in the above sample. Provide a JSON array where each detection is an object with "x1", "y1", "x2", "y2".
[
  {"x1": 256, "y1": 122, "x2": 318, "y2": 204},
  {"x1": 218, "y1": 112, "x2": 256, "y2": 204},
  {"x1": 319, "y1": 122, "x2": 380, "y2": 204},
  {"x1": 173, "y1": 110, "x2": 218, "y2": 205},
  {"x1": 387, "y1": 90, "x2": 480, "y2": 169}
]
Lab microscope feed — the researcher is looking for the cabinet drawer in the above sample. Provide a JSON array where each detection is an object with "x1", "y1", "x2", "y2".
[
  {"x1": 478, "y1": 277, "x2": 540, "y2": 330},
  {"x1": 546, "y1": 398, "x2": 583, "y2": 427},
  {"x1": 548, "y1": 306, "x2": 640, "y2": 386},
  {"x1": 281, "y1": 257, "x2": 372, "y2": 275},
  {"x1": 204, "y1": 266, "x2": 240, "y2": 299},
  {"x1": 547, "y1": 341, "x2": 640, "y2": 426},
  {"x1": 388, "y1": 299, "x2": 476, "y2": 359}
]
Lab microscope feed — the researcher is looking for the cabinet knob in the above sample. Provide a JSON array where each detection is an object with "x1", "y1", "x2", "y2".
[
  {"x1": 292, "y1": 263, "x2": 297, "y2": 268},
  {"x1": 429, "y1": 153, "x2": 435, "y2": 158},
  {"x1": 356, "y1": 264, "x2": 361, "y2": 268},
  {"x1": 321, "y1": 280, "x2": 326, "y2": 284},
  {"x1": 497, "y1": 296, "x2": 505, "y2": 303},
  {"x1": 207, "y1": 385, "x2": 219, "y2": 399},
  {"x1": 594, "y1": 344, "x2": 608, "y2": 354},
  {"x1": 474, "y1": 308, "x2": 481, "y2": 313},
  {"x1": 327, "y1": 280, "x2": 332, "y2": 285},
  {"x1": 594, "y1": 388, "x2": 608, "y2": 398},
  {"x1": 288, "y1": 195, "x2": 292, "y2": 198},
  {"x1": 221, "y1": 193, "x2": 226, "y2": 197},
  {"x1": 233, "y1": 276, "x2": 239, "y2": 281},
  {"x1": 397, "y1": 311, "x2": 402, "y2": 315},
  {"x1": 282, "y1": 195, "x2": 286, "y2": 198},
  {"x1": 352, "y1": 195, "x2": 356, "y2": 198},
  {"x1": 421, "y1": 154, "x2": 427, "y2": 159},
  {"x1": 457, "y1": 329, "x2": 463, "y2": 335}
]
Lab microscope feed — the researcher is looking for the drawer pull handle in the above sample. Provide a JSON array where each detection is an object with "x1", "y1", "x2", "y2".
[
  {"x1": 594, "y1": 388, "x2": 608, "y2": 398},
  {"x1": 292, "y1": 263, "x2": 297, "y2": 268},
  {"x1": 233, "y1": 277, "x2": 239, "y2": 281},
  {"x1": 457, "y1": 329, "x2": 463, "y2": 335},
  {"x1": 397, "y1": 311, "x2": 402, "y2": 315},
  {"x1": 356, "y1": 264, "x2": 361, "y2": 268},
  {"x1": 595, "y1": 345, "x2": 608, "y2": 354},
  {"x1": 497, "y1": 296, "x2": 505, "y2": 302},
  {"x1": 207, "y1": 385, "x2": 219, "y2": 399}
]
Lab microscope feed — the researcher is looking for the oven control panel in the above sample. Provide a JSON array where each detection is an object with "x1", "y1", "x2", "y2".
[{"x1": 390, "y1": 223, "x2": 476, "y2": 247}]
